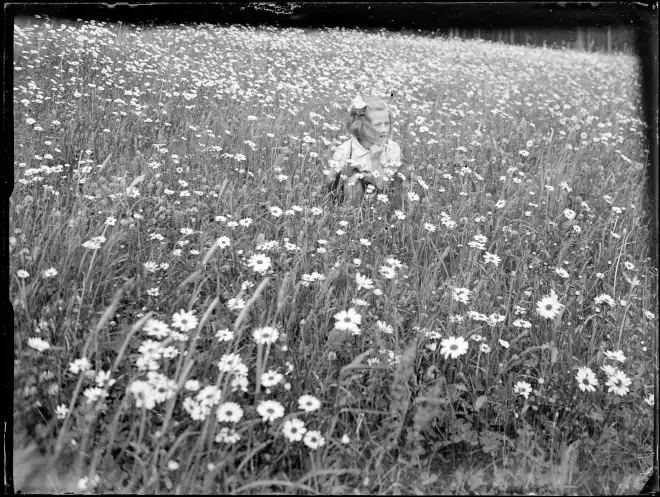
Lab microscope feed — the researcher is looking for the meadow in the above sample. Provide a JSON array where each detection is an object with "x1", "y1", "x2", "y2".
[{"x1": 11, "y1": 17, "x2": 658, "y2": 494}]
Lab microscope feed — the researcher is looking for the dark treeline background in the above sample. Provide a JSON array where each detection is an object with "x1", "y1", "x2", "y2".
[
  {"x1": 439, "y1": 26, "x2": 634, "y2": 54},
  {"x1": 8, "y1": 2, "x2": 647, "y2": 54}
]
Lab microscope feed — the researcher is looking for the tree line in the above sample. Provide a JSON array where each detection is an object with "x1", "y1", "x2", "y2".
[{"x1": 439, "y1": 27, "x2": 635, "y2": 54}]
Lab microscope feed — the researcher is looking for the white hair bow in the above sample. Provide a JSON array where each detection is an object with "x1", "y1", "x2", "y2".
[{"x1": 349, "y1": 94, "x2": 367, "y2": 112}]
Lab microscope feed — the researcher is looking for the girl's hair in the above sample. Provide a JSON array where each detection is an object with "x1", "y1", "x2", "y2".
[{"x1": 344, "y1": 96, "x2": 393, "y2": 144}]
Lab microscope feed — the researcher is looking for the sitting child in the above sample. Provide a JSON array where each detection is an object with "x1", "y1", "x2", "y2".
[{"x1": 323, "y1": 95, "x2": 409, "y2": 206}]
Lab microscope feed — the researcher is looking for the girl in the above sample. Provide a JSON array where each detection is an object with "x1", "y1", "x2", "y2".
[{"x1": 323, "y1": 95, "x2": 409, "y2": 206}]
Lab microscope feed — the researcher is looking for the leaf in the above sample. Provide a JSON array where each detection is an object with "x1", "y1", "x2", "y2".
[
  {"x1": 551, "y1": 345, "x2": 559, "y2": 364},
  {"x1": 588, "y1": 409, "x2": 604, "y2": 422},
  {"x1": 420, "y1": 473, "x2": 438, "y2": 486},
  {"x1": 474, "y1": 395, "x2": 488, "y2": 411},
  {"x1": 467, "y1": 470, "x2": 484, "y2": 491},
  {"x1": 447, "y1": 383, "x2": 467, "y2": 397}
]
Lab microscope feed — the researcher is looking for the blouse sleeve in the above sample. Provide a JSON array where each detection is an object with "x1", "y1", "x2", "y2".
[{"x1": 327, "y1": 142, "x2": 348, "y2": 180}]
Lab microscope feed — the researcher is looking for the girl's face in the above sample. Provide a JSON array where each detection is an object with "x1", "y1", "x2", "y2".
[{"x1": 365, "y1": 109, "x2": 390, "y2": 145}]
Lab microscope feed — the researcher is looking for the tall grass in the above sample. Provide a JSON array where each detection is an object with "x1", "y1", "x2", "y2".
[{"x1": 12, "y1": 18, "x2": 657, "y2": 494}]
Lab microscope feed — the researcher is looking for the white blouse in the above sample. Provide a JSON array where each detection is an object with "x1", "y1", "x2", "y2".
[{"x1": 327, "y1": 137, "x2": 402, "y2": 189}]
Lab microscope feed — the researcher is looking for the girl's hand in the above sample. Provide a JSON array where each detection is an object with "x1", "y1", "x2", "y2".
[{"x1": 369, "y1": 143, "x2": 384, "y2": 162}]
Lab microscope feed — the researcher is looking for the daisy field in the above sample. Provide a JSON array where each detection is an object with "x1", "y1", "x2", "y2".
[{"x1": 11, "y1": 17, "x2": 658, "y2": 495}]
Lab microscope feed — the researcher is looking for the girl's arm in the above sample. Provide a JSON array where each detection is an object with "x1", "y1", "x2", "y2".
[{"x1": 325, "y1": 143, "x2": 348, "y2": 185}]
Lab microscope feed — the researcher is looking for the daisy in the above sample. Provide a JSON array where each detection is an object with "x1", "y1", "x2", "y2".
[
  {"x1": 479, "y1": 344, "x2": 491, "y2": 353},
  {"x1": 247, "y1": 253, "x2": 271, "y2": 273},
  {"x1": 231, "y1": 375, "x2": 249, "y2": 393},
  {"x1": 333, "y1": 308, "x2": 361, "y2": 334},
  {"x1": 468, "y1": 241, "x2": 486, "y2": 250},
  {"x1": 483, "y1": 252, "x2": 501, "y2": 266},
  {"x1": 16, "y1": 269, "x2": 30, "y2": 278},
  {"x1": 385, "y1": 257, "x2": 403, "y2": 269},
  {"x1": 623, "y1": 261, "x2": 635, "y2": 271},
  {"x1": 69, "y1": 357, "x2": 92, "y2": 374},
  {"x1": 575, "y1": 366, "x2": 598, "y2": 392},
  {"x1": 171, "y1": 309, "x2": 198, "y2": 332},
  {"x1": 644, "y1": 394, "x2": 655, "y2": 407},
  {"x1": 143, "y1": 318, "x2": 171, "y2": 339},
  {"x1": 82, "y1": 239, "x2": 102, "y2": 250},
  {"x1": 215, "y1": 427, "x2": 241, "y2": 444},
  {"x1": 257, "y1": 399, "x2": 285, "y2": 423},
  {"x1": 269, "y1": 206, "x2": 283, "y2": 217},
  {"x1": 601, "y1": 364, "x2": 618, "y2": 377},
  {"x1": 214, "y1": 328, "x2": 234, "y2": 342},
  {"x1": 298, "y1": 394, "x2": 321, "y2": 412},
  {"x1": 253, "y1": 326, "x2": 279, "y2": 345},
  {"x1": 227, "y1": 297, "x2": 246, "y2": 310},
  {"x1": 355, "y1": 272, "x2": 374, "y2": 290},
  {"x1": 379, "y1": 265, "x2": 397, "y2": 279},
  {"x1": 359, "y1": 238, "x2": 372, "y2": 247},
  {"x1": 261, "y1": 370, "x2": 283, "y2": 387},
  {"x1": 27, "y1": 337, "x2": 50, "y2": 352},
  {"x1": 563, "y1": 208, "x2": 576, "y2": 220},
  {"x1": 423, "y1": 222, "x2": 436, "y2": 232},
  {"x1": 606, "y1": 370, "x2": 631, "y2": 396},
  {"x1": 604, "y1": 350, "x2": 626, "y2": 363},
  {"x1": 594, "y1": 294, "x2": 615, "y2": 308},
  {"x1": 407, "y1": 191, "x2": 420, "y2": 202},
  {"x1": 42, "y1": 267, "x2": 58, "y2": 278},
  {"x1": 216, "y1": 236, "x2": 231, "y2": 248},
  {"x1": 303, "y1": 430, "x2": 326, "y2": 450},
  {"x1": 217, "y1": 353, "x2": 245, "y2": 373},
  {"x1": 555, "y1": 267, "x2": 569, "y2": 279},
  {"x1": 281, "y1": 418, "x2": 307, "y2": 442},
  {"x1": 55, "y1": 404, "x2": 69, "y2": 419},
  {"x1": 184, "y1": 379, "x2": 201, "y2": 391},
  {"x1": 536, "y1": 290, "x2": 564, "y2": 319},
  {"x1": 95, "y1": 370, "x2": 114, "y2": 387},
  {"x1": 452, "y1": 287, "x2": 471, "y2": 305},
  {"x1": 83, "y1": 387, "x2": 108, "y2": 404},
  {"x1": 128, "y1": 381, "x2": 157, "y2": 410},
  {"x1": 512, "y1": 319, "x2": 532, "y2": 329},
  {"x1": 376, "y1": 320, "x2": 394, "y2": 334},
  {"x1": 216, "y1": 402, "x2": 244, "y2": 423},
  {"x1": 143, "y1": 261, "x2": 159, "y2": 273},
  {"x1": 439, "y1": 336, "x2": 469, "y2": 360},
  {"x1": 513, "y1": 381, "x2": 532, "y2": 399}
]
